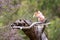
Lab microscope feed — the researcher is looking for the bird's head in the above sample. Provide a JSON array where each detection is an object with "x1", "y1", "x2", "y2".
[{"x1": 33, "y1": 11, "x2": 42, "y2": 18}]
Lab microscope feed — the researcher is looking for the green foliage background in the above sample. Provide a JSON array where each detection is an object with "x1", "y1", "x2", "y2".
[{"x1": 0, "y1": 0, "x2": 60, "y2": 40}]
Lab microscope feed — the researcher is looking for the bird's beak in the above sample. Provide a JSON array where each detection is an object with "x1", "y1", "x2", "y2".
[{"x1": 33, "y1": 14, "x2": 35, "y2": 18}]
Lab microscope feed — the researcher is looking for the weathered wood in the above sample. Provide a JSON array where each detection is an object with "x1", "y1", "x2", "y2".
[{"x1": 11, "y1": 19, "x2": 48, "y2": 40}]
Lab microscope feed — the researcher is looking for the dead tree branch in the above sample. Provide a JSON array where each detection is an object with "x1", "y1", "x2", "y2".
[{"x1": 11, "y1": 19, "x2": 50, "y2": 40}]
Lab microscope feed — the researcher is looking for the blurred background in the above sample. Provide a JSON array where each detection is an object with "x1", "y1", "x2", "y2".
[{"x1": 0, "y1": 0, "x2": 60, "y2": 40}]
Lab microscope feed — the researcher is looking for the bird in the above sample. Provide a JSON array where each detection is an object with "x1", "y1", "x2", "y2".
[{"x1": 33, "y1": 11, "x2": 45, "y2": 23}]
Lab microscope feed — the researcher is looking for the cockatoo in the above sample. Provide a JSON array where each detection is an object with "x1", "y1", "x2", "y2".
[{"x1": 33, "y1": 11, "x2": 45, "y2": 22}]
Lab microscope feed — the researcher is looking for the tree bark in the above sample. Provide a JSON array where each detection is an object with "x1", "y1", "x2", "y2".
[{"x1": 11, "y1": 19, "x2": 48, "y2": 40}]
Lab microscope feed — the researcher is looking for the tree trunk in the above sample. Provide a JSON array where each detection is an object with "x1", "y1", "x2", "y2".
[{"x1": 11, "y1": 19, "x2": 48, "y2": 40}]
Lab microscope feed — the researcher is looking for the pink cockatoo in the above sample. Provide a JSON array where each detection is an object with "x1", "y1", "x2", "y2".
[{"x1": 33, "y1": 11, "x2": 45, "y2": 22}]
